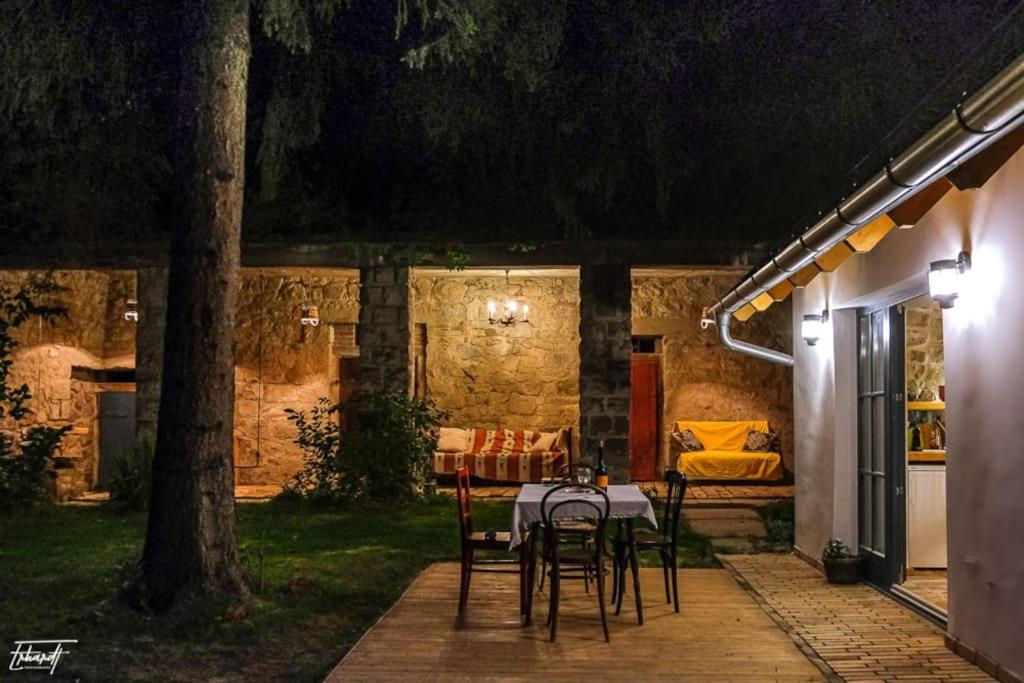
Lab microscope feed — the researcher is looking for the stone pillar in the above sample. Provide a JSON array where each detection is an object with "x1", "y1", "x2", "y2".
[
  {"x1": 135, "y1": 266, "x2": 167, "y2": 445},
  {"x1": 578, "y1": 264, "x2": 632, "y2": 482},
  {"x1": 357, "y1": 265, "x2": 411, "y2": 395}
]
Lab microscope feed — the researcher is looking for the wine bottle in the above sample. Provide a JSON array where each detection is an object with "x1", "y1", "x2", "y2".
[{"x1": 595, "y1": 440, "x2": 609, "y2": 489}]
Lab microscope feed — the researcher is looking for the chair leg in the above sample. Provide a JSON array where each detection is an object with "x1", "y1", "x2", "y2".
[
  {"x1": 458, "y1": 548, "x2": 472, "y2": 614},
  {"x1": 671, "y1": 556, "x2": 680, "y2": 613},
  {"x1": 596, "y1": 557, "x2": 610, "y2": 643},
  {"x1": 610, "y1": 546, "x2": 619, "y2": 604},
  {"x1": 549, "y1": 560, "x2": 560, "y2": 643},
  {"x1": 662, "y1": 553, "x2": 671, "y2": 604}
]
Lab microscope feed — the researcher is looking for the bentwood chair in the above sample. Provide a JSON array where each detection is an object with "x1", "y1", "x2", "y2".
[
  {"x1": 537, "y1": 462, "x2": 598, "y2": 593},
  {"x1": 613, "y1": 469, "x2": 687, "y2": 613},
  {"x1": 455, "y1": 467, "x2": 528, "y2": 615},
  {"x1": 541, "y1": 483, "x2": 612, "y2": 642}
]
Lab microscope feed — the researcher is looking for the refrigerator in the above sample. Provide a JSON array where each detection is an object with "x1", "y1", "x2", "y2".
[{"x1": 907, "y1": 465, "x2": 947, "y2": 569}]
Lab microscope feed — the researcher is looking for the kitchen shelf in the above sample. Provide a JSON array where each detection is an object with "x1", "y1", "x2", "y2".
[
  {"x1": 907, "y1": 401, "x2": 945, "y2": 411},
  {"x1": 908, "y1": 450, "x2": 946, "y2": 463}
]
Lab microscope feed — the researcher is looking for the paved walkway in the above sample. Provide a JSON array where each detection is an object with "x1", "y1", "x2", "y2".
[
  {"x1": 328, "y1": 563, "x2": 824, "y2": 682},
  {"x1": 723, "y1": 555, "x2": 991, "y2": 682}
]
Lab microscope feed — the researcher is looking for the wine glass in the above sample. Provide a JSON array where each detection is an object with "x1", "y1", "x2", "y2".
[{"x1": 576, "y1": 465, "x2": 592, "y2": 487}]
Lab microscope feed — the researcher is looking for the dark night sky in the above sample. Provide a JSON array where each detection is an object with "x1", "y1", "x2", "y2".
[{"x1": 3, "y1": 1, "x2": 1023, "y2": 248}]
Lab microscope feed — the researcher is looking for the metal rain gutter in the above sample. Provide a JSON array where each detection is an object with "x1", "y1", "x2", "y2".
[{"x1": 705, "y1": 54, "x2": 1024, "y2": 367}]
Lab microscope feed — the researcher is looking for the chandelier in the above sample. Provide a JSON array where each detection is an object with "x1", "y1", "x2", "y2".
[{"x1": 487, "y1": 270, "x2": 530, "y2": 325}]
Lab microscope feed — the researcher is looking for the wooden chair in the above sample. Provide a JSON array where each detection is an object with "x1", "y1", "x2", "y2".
[
  {"x1": 613, "y1": 469, "x2": 687, "y2": 613},
  {"x1": 455, "y1": 467, "x2": 528, "y2": 615},
  {"x1": 541, "y1": 483, "x2": 612, "y2": 642}
]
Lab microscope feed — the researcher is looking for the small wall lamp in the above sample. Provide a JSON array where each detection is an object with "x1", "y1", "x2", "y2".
[
  {"x1": 301, "y1": 305, "x2": 320, "y2": 326},
  {"x1": 801, "y1": 310, "x2": 829, "y2": 346},
  {"x1": 929, "y1": 251, "x2": 971, "y2": 309}
]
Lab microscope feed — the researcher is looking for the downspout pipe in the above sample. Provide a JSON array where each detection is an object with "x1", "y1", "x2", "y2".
[
  {"x1": 706, "y1": 53, "x2": 1024, "y2": 365},
  {"x1": 717, "y1": 310, "x2": 794, "y2": 367}
]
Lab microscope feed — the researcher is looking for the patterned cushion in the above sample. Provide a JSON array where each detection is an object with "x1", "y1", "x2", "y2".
[
  {"x1": 672, "y1": 429, "x2": 704, "y2": 452},
  {"x1": 742, "y1": 430, "x2": 777, "y2": 452}
]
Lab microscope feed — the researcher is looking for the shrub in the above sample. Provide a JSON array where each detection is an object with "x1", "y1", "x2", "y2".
[
  {"x1": 108, "y1": 440, "x2": 155, "y2": 511},
  {"x1": 285, "y1": 389, "x2": 449, "y2": 503},
  {"x1": 758, "y1": 498, "x2": 795, "y2": 548},
  {"x1": 0, "y1": 275, "x2": 69, "y2": 507}
]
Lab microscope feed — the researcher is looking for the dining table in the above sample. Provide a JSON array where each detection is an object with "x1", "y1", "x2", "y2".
[{"x1": 510, "y1": 483, "x2": 658, "y2": 626}]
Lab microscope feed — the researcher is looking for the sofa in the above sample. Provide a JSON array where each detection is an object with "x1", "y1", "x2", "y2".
[
  {"x1": 672, "y1": 420, "x2": 783, "y2": 481},
  {"x1": 433, "y1": 427, "x2": 572, "y2": 483}
]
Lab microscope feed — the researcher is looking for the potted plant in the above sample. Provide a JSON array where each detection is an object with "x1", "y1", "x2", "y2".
[{"x1": 821, "y1": 537, "x2": 861, "y2": 584}]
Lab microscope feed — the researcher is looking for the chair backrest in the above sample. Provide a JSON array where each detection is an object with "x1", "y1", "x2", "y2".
[
  {"x1": 662, "y1": 469, "x2": 688, "y2": 547},
  {"x1": 455, "y1": 467, "x2": 473, "y2": 541},
  {"x1": 540, "y1": 483, "x2": 611, "y2": 549}
]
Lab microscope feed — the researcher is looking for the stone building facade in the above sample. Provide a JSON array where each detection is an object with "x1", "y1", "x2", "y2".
[
  {"x1": 1, "y1": 270, "x2": 137, "y2": 499},
  {"x1": 3, "y1": 263, "x2": 794, "y2": 494}
]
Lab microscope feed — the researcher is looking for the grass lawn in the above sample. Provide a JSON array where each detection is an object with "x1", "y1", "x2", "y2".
[{"x1": 1, "y1": 496, "x2": 714, "y2": 681}]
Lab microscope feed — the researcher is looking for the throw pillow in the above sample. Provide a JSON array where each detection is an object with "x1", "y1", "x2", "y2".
[
  {"x1": 529, "y1": 431, "x2": 558, "y2": 453},
  {"x1": 743, "y1": 430, "x2": 776, "y2": 452},
  {"x1": 672, "y1": 429, "x2": 703, "y2": 452},
  {"x1": 437, "y1": 427, "x2": 470, "y2": 453}
]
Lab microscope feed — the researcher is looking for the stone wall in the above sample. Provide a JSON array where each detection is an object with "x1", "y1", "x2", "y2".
[
  {"x1": 1, "y1": 270, "x2": 137, "y2": 499},
  {"x1": 905, "y1": 296, "x2": 944, "y2": 401},
  {"x1": 579, "y1": 265, "x2": 633, "y2": 481},
  {"x1": 411, "y1": 270, "x2": 580, "y2": 433},
  {"x1": 632, "y1": 269, "x2": 795, "y2": 474},
  {"x1": 234, "y1": 269, "x2": 360, "y2": 485}
]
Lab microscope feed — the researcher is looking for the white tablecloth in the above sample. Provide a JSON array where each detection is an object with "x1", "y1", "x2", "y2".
[{"x1": 509, "y1": 484, "x2": 657, "y2": 547}]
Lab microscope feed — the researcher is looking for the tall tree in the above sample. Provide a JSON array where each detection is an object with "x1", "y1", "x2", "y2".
[{"x1": 140, "y1": 0, "x2": 252, "y2": 610}]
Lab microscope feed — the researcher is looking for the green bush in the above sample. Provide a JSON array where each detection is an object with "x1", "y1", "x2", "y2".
[
  {"x1": 0, "y1": 426, "x2": 69, "y2": 506},
  {"x1": 759, "y1": 498, "x2": 795, "y2": 548},
  {"x1": 285, "y1": 389, "x2": 449, "y2": 503},
  {"x1": 108, "y1": 440, "x2": 155, "y2": 511}
]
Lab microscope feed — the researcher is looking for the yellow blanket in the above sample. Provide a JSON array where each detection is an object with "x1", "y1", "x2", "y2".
[{"x1": 673, "y1": 421, "x2": 782, "y2": 480}]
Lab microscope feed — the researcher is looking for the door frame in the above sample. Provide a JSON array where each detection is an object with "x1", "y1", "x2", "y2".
[{"x1": 856, "y1": 303, "x2": 906, "y2": 588}]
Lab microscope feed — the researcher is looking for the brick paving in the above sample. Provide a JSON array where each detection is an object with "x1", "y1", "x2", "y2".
[{"x1": 722, "y1": 554, "x2": 993, "y2": 682}]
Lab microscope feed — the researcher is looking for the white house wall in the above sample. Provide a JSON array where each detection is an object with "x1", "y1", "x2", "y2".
[{"x1": 792, "y1": 145, "x2": 1024, "y2": 676}]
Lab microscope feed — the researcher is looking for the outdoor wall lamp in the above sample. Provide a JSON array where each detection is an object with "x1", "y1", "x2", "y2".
[
  {"x1": 801, "y1": 310, "x2": 828, "y2": 346},
  {"x1": 124, "y1": 299, "x2": 139, "y2": 323},
  {"x1": 300, "y1": 305, "x2": 320, "y2": 326},
  {"x1": 929, "y1": 251, "x2": 971, "y2": 309}
]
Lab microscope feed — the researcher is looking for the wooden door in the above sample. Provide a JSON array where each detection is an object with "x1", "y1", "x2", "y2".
[
  {"x1": 97, "y1": 392, "x2": 136, "y2": 488},
  {"x1": 630, "y1": 356, "x2": 659, "y2": 481}
]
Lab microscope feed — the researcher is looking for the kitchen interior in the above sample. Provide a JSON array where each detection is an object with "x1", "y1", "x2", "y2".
[{"x1": 899, "y1": 294, "x2": 948, "y2": 613}]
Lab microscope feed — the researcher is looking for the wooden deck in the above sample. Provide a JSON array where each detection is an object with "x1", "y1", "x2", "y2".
[{"x1": 327, "y1": 563, "x2": 824, "y2": 681}]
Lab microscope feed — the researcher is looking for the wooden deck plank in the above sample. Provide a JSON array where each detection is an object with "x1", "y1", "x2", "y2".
[{"x1": 327, "y1": 563, "x2": 824, "y2": 681}]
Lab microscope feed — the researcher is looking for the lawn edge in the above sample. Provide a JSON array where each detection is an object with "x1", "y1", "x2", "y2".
[{"x1": 322, "y1": 561, "x2": 437, "y2": 681}]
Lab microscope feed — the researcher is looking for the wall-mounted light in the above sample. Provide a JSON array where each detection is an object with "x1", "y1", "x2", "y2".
[
  {"x1": 301, "y1": 305, "x2": 320, "y2": 326},
  {"x1": 929, "y1": 251, "x2": 971, "y2": 309},
  {"x1": 801, "y1": 310, "x2": 829, "y2": 346},
  {"x1": 124, "y1": 299, "x2": 139, "y2": 323}
]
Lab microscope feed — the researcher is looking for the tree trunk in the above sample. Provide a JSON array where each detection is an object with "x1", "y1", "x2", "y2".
[{"x1": 141, "y1": 0, "x2": 250, "y2": 612}]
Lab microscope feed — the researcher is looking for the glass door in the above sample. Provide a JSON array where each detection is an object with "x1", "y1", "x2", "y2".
[{"x1": 857, "y1": 305, "x2": 906, "y2": 586}]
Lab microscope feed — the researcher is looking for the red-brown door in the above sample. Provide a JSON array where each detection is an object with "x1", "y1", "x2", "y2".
[{"x1": 630, "y1": 356, "x2": 659, "y2": 481}]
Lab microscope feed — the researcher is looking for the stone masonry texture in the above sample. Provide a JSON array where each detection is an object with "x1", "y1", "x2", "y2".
[
  {"x1": 579, "y1": 264, "x2": 633, "y2": 482},
  {"x1": 632, "y1": 269, "x2": 794, "y2": 473},
  {"x1": 1, "y1": 270, "x2": 137, "y2": 500},
  {"x1": 358, "y1": 265, "x2": 411, "y2": 396},
  {"x1": 411, "y1": 271, "x2": 580, "y2": 434}
]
